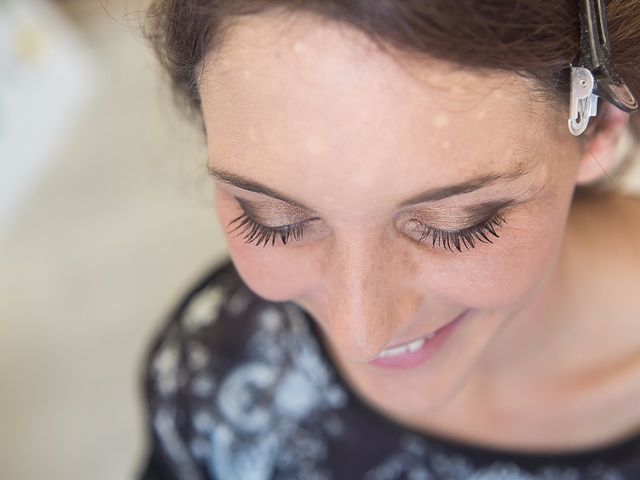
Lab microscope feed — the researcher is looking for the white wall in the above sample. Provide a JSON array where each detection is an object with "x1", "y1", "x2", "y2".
[
  {"x1": 0, "y1": 0, "x2": 97, "y2": 235},
  {"x1": 0, "y1": 2, "x2": 228, "y2": 479}
]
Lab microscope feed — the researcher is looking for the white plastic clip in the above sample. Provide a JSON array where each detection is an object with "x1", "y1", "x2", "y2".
[{"x1": 568, "y1": 66, "x2": 598, "y2": 136}]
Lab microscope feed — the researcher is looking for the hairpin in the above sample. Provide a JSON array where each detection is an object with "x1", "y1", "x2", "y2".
[{"x1": 568, "y1": 0, "x2": 638, "y2": 136}]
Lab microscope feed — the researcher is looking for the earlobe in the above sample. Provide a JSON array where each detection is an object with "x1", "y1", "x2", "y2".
[{"x1": 575, "y1": 103, "x2": 631, "y2": 186}]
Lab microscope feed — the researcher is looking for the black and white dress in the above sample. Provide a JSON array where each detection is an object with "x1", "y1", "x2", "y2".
[{"x1": 138, "y1": 259, "x2": 640, "y2": 480}]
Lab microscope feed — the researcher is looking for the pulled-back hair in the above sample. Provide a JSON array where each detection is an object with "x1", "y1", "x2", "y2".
[{"x1": 144, "y1": 0, "x2": 640, "y2": 187}]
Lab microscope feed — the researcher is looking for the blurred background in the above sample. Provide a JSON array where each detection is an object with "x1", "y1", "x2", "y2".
[
  {"x1": 0, "y1": 1, "x2": 227, "y2": 479},
  {"x1": 1, "y1": 1, "x2": 640, "y2": 480}
]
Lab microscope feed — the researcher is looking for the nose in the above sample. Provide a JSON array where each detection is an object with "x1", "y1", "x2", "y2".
[{"x1": 324, "y1": 236, "x2": 416, "y2": 363}]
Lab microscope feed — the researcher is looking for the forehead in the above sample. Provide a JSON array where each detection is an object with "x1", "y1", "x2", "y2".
[{"x1": 198, "y1": 10, "x2": 560, "y2": 198}]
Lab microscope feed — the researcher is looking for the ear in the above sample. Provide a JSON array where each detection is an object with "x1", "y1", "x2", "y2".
[{"x1": 575, "y1": 103, "x2": 631, "y2": 186}]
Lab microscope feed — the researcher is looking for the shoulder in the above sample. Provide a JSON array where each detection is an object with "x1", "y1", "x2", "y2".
[
  {"x1": 141, "y1": 259, "x2": 252, "y2": 398},
  {"x1": 139, "y1": 258, "x2": 289, "y2": 478},
  {"x1": 141, "y1": 257, "x2": 297, "y2": 403},
  {"x1": 138, "y1": 258, "x2": 349, "y2": 479}
]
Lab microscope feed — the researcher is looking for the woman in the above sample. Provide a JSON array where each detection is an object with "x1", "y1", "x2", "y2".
[{"x1": 139, "y1": 1, "x2": 640, "y2": 478}]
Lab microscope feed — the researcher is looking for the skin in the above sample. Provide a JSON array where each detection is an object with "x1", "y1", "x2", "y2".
[{"x1": 198, "y1": 10, "x2": 640, "y2": 452}]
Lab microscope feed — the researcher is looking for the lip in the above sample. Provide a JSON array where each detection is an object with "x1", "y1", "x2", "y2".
[{"x1": 368, "y1": 310, "x2": 469, "y2": 369}]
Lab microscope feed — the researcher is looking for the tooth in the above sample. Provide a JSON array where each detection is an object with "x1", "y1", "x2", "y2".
[
  {"x1": 380, "y1": 344, "x2": 409, "y2": 357},
  {"x1": 377, "y1": 331, "x2": 438, "y2": 359},
  {"x1": 407, "y1": 338, "x2": 425, "y2": 352}
]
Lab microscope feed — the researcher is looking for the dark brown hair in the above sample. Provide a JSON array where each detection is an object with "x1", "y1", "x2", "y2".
[{"x1": 144, "y1": 0, "x2": 640, "y2": 188}]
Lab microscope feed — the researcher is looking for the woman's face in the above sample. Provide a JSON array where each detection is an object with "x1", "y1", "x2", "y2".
[{"x1": 198, "y1": 11, "x2": 583, "y2": 415}]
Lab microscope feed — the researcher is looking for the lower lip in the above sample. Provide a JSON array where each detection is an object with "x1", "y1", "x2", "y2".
[{"x1": 369, "y1": 311, "x2": 469, "y2": 370}]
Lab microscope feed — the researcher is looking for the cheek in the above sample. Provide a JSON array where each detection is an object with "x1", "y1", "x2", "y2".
[
  {"x1": 214, "y1": 189, "x2": 313, "y2": 302},
  {"x1": 429, "y1": 201, "x2": 570, "y2": 310},
  {"x1": 227, "y1": 243, "x2": 312, "y2": 302}
]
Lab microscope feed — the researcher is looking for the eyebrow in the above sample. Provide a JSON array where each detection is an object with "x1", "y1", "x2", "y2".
[{"x1": 207, "y1": 157, "x2": 538, "y2": 211}]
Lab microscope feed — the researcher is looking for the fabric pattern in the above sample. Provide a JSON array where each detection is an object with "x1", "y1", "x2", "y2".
[{"x1": 138, "y1": 259, "x2": 640, "y2": 480}]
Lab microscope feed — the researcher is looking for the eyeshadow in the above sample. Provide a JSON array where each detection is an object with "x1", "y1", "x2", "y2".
[
  {"x1": 406, "y1": 199, "x2": 517, "y2": 230},
  {"x1": 235, "y1": 197, "x2": 314, "y2": 226}
]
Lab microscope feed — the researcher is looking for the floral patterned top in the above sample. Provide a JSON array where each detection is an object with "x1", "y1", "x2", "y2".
[{"x1": 138, "y1": 259, "x2": 640, "y2": 480}]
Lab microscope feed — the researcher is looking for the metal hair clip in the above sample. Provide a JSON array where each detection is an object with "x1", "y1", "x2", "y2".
[{"x1": 568, "y1": 0, "x2": 638, "y2": 136}]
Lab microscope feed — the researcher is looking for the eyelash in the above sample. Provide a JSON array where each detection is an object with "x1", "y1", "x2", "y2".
[
  {"x1": 228, "y1": 212, "x2": 307, "y2": 247},
  {"x1": 228, "y1": 210, "x2": 508, "y2": 252},
  {"x1": 413, "y1": 213, "x2": 507, "y2": 253}
]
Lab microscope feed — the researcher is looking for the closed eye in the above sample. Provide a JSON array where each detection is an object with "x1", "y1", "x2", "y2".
[
  {"x1": 227, "y1": 208, "x2": 509, "y2": 252},
  {"x1": 409, "y1": 213, "x2": 508, "y2": 252},
  {"x1": 227, "y1": 211, "x2": 315, "y2": 247}
]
